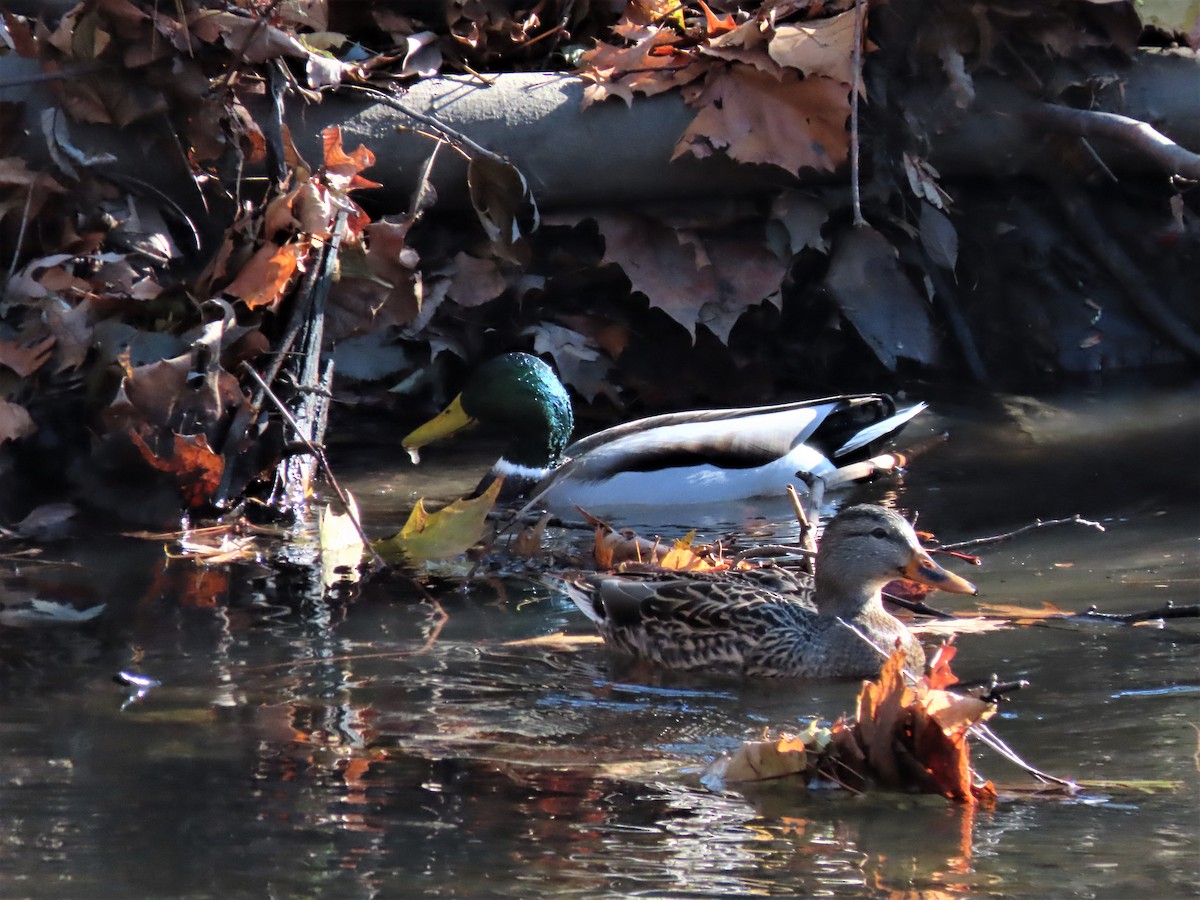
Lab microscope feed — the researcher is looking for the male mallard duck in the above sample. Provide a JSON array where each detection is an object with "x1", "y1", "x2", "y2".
[
  {"x1": 563, "y1": 505, "x2": 977, "y2": 678},
  {"x1": 403, "y1": 353, "x2": 926, "y2": 515}
]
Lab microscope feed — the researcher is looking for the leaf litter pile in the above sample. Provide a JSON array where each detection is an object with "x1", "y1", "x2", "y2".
[{"x1": 0, "y1": 0, "x2": 1196, "y2": 530}]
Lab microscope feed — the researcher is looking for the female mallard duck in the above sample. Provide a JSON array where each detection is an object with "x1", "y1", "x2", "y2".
[
  {"x1": 403, "y1": 353, "x2": 927, "y2": 516},
  {"x1": 563, "y1": 505, "x2": 977, "y2": 678}
]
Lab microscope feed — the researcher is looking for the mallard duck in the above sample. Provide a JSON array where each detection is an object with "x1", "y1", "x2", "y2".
[
  {"x1": 403, "y1": 353, "x2": 927, "y2": 515},
  {"x1": 563, "y1": 505, "x2": 977, "y2": 678}
]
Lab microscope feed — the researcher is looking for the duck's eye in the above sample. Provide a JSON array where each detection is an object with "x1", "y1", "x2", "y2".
[{"x1": 871, "y1": 526, "x2": 888, "y2": 539}]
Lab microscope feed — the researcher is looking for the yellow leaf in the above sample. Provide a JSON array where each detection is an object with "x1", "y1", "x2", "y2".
[{"x1": 374, "y1": 478, "x2": 501, "y2": 563}]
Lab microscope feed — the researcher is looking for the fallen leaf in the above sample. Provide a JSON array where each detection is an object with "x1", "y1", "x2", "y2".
[
  {"x1": 319, "y1": 492, "x2": 365, "y2": 587},
  {"x1": 374, "y1": 477, "x2": 502, "y2": 563},
  {"x1": 768, "y1": 10, "x2": 858, "y2": 84},
  {"x1": 0, "y1": 400, "x2": 36, "y2": 443},
  {"x1": 0, "y1": 335, "x2": 55, "y2": 377},
  {"x1": 224, "y1": 241, "x2": 305, "y2": 309},
  {"x1": 128, "y1": 429, "x2": 225, "y2": 508},
  {"x1": 675, "y1": 66, "x2": 850, "y2": 175},
  {"x1": 825, "y1": 225, "x2": 938, "y2": 370},
  {"x1": 919, "y1": 202, "x2": 959, "y2": 271}
]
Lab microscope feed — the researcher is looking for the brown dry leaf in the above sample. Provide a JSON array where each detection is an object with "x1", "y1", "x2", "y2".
[
  {"x1": 447, "y1": 251, "x2": 508, "y2": 307},
  {"x1": 0, "y1": 400, "x2": 36, "y2": 443},
  {"x1": 721, "y1": 734, "x2": 809, "y2": 782},
  {"x1": 512, "y1": 512, "x2": 552, "y2": 557},
  {"x1": 768, "y1": 10, "x2": 858, "y2": 84},
  {"x1": 522, "y1": 323, "x2": 619, "y2": 404},
  {"x1": 701, "y1": 18, "x2": 778, "y2": 75},
  {"x1": 824, "y1": 225, "x2": 937, "y2": 370},
  {"x1": 771, "y1": 192, "x2": 830, "y2": 253},
  {"x1": 593, "y1": 522, "x2": 664, "y2": 567},
  {"x1": 696, "y1": 230, "x2": 787, "y2": 343},
  {"x1": 854, "y1": 648, "x2": 914, "y2": 789},
  {"x1": 675, "y1": 66, "x2": 850, "y2": 175},
  {"x1": 467, "y1": 155, "x2": 538, "y2": 264},
  {"x1": 593, "y1": 212, "x2": 711, "y2": 338},
  {"x1": 578, "y1": 28, "x2": 701, "y2": 105},
  {"x1": 0, "y1": 335, "x2": 56, "y2": 377},
  {"x1": 656, "y1": 533, "x2": 726, "y2": 571},
  {"x1": 224, "y1": 241, "x2": 305, "y2": 309}
]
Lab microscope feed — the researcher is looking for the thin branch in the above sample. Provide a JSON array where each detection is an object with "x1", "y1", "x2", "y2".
[
  {"x1": 939, "y1": 514, "x2": 1105, "y2": 551},
  {"x1": 338, "y1": 83, "x2": 507, "y2": 165},
  {"x1": 849, "y1": 0, "x2": 866, "y2": 227},
  {"x1": 242, "y1": 363, "x2": 388, "y2": 571},
  {"x1": 1066, "y1": 602, "x2": 1199, "y2": 625},
  {"x1": 1024, "y1": 101, "x2": 1200, "y2": 181}
]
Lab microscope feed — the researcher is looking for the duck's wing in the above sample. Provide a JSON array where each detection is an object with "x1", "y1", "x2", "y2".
[
  {"x1": 556, "y1": 395, "x2": 918, "y2": 486},
  {"x1": 567, "y1": 573, "x2": 817, "y2": 672}
]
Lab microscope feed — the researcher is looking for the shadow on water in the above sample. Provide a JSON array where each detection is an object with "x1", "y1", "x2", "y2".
[{"x1": 0, "y1": 383, "x2": 1197, "y2": 897}]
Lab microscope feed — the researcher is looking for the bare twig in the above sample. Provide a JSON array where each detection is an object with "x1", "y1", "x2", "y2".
[
  {"x1": 849, "y1": 0, "x2": 866, "y2": 227},
  {"x1": 242, "y1": 363, "x2": 388, "y2": 571},
  {"x1": 1025, "y1": 101, "x2": 1200, "y2": 181},
  {"x1": 4, "y1": 181, "x2": 35, "y2": 287},
  {"x1": 787, "y1": 483, "x2": 818, "y2": 574},
  {"x1": 1065, "y1": 602, "x2": 1200, "y2": 625},
  {"x1": 338, "y1": 83, "x2": 508, "y2": 165},
  {"x1": 939, "y1": 514, "x2": 1105, "y2": 551}
]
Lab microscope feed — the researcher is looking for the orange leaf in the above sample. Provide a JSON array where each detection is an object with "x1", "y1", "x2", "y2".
[
  {"x1": 128, "y1": 429, "x2": 225, "y2": 508},
  {"x1": 697, "y1": 0, "x2": 736, "y2": 36},
  {"x1": 321, "y1": 126, "x2": 382, "y2": 193},
  {"x1": 224, "y1": 242, "x2": 305, "y2": 309}
]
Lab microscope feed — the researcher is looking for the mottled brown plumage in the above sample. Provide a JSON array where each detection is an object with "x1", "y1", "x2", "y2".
[{"x1": 565, "y1": 505, "x2": 977, "y2": 679}]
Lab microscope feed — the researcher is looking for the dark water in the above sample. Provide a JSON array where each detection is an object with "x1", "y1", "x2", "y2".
[{"x1": 1, "y1": 385, "x2": 1198, "y2": 898}]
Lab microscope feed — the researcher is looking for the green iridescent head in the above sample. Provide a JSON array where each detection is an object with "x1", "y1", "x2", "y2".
[{"x1": 403, "y1": 353, "x2": 575, "y2": 470}]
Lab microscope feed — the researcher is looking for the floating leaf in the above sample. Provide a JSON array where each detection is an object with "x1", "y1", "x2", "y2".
[
  {"x1": 374, "y1": 477, "x2": 502, "y2": 563},
  {"x1": 319, "y1": 492, "x2": 365, "y2": 587}
]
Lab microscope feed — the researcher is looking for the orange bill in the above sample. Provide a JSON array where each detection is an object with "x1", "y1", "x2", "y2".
[{"x1": 902, "y1": 549, "x2": 977, "y2": 595}]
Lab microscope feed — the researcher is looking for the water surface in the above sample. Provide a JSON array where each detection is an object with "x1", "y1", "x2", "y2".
[{"x1": 1, "y1": 384, "x2": 1197, "y2": 898}]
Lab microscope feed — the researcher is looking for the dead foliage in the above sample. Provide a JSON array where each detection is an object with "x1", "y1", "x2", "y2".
[{"x1": 0, "y1": 0, "x2": 1194, "y2": 527}]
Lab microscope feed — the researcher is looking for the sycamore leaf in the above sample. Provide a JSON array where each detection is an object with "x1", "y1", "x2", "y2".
[
  {"x1": 374, "y1": 477, "x2": 502, "y2": 563},
  {"x1": 675, "y1": 66, "x2": 850, "y2": 175},
  {"x1": 768, "y1": 10, "x2": 858, "y2": 84}
]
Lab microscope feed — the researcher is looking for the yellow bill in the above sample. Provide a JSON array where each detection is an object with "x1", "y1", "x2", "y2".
[{"x1": 403, "y1": 393, "x2": 476, "y2": 453}]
